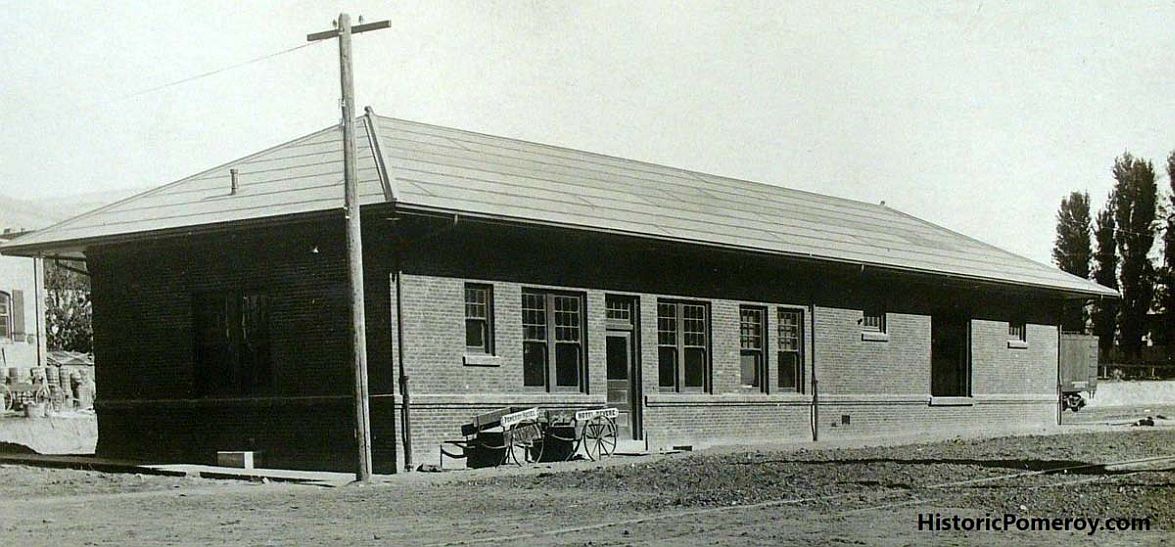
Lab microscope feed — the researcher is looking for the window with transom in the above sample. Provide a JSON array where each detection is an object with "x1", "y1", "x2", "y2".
[
  {"x1": 522, "y1": 290, "x2": 586, "y2": 392},
  {"x1": 657, "y1": 300, "x2": 709, "y2": 392}
]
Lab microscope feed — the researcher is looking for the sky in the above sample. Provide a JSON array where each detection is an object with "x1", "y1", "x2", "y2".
[{"x1": 1, "y1": 1, "x2": 1173, "y2": 264}]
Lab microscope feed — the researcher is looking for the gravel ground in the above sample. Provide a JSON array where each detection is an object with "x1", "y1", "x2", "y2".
[
  {"x1": 0, "y1": 463, "x2": 235, "y2": 498},
  {"x1": 0, "y1": 428, "x2": 1171, "y2": 545},
  {"x1": 467, "y1": 429, "x2": 1175, "y2": 522}
]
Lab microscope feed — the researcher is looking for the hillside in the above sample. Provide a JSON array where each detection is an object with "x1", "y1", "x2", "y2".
[{"x1": 0, "y1": 187, "x2": 149, "y2": 234}]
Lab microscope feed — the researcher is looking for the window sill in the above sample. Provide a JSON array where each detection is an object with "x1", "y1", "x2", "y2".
[
  {"x1": 1006, "y1": 340, "x2": 1029, "y2": 349},
  {"x1": 462, "y1": 354, "x2": 501, "y2": 367},
  {"x1": 928, "y1": 396, "x2": 974, "y2": 407},
  {"x1": 861, "y1": 331, "x2": 889, "y2": 342}
]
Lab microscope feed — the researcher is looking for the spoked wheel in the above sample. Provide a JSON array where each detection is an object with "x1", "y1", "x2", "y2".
[
  {"x1": 33, "y1": 384, "x2": 51, "y2": 405},
  {"x1": 582, "y1": 416, "x2": 617, "y2": 461},
  {"x1": 505, "y1": 419, "x2": 546, "y2": 466},
  {"x1": 472, "y1": 432, "x2": 511, "y2": 468},
  {"x1": 543, "y1": 420, "x2": 580, "y2": 462}
]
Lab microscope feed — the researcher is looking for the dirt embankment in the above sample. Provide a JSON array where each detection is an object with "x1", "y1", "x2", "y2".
[{"x1": 0, "y1": 413, "x2": 96, "y2": 454}]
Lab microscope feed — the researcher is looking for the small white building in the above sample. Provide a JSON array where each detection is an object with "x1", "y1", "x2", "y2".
[{"x1": 0, "y1": 230, "x2": 47, "y2": 372}]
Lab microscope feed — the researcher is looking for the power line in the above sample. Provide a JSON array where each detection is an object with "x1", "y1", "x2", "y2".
[{"x1": 90, "y1": 41, "x2": 322, "y2": 108}]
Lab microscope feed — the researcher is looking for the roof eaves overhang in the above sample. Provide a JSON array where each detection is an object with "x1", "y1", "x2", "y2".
[
  {"x1": 391, "y1": 202, "x2": 1121, "y2": 300},
  {"x1": 0, "y1": 198, "x2": 1122, "y2": 301},
  {"x1": 0, "y1": 209, "x2": 343, "y2": 258}
]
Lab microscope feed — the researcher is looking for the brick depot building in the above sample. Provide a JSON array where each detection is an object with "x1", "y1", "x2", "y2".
[{"x1": 1, "y1": 112, "x2": 1116, "y2": 473}]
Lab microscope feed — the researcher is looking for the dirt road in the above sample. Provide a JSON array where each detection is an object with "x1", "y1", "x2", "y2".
[{"x1": 1, "y1": 429, "x2": 1171, "y2": 545}]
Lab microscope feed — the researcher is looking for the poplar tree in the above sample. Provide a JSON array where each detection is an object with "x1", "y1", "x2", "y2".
[
  {"x1": 1156, "y1": 152, "x2": 1175, "y2": 346},
  {"x1": 1052, "y1": 191, "x2": 1092, "y2": 332},
  {"x1": 1112, "y1": 153, "x2": 1158, "y2": 360},
  {"x1": 1090, "y1": 197, "x2": 1119, "y2": 357}
]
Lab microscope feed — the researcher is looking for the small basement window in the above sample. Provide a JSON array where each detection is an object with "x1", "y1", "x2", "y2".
[{"x1": 464, "y1": 284, "x2": 494, "y2": 355}]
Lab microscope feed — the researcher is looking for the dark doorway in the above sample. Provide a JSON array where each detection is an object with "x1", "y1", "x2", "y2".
[
  {"x1": 605, "y1": 295, "x2": 641, "y2": 440},
  {"x1": 931, "y1": 314, "x2": 970, "y2": 397}
]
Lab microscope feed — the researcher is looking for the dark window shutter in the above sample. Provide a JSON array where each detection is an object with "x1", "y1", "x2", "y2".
[{"x1": 12, "y1": 290, "x2": 24, "y2": 336}]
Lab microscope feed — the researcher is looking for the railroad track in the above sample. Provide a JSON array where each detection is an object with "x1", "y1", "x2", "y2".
[{"x1": 431, "y1": 453, "x2": 1175, "y2": 546}]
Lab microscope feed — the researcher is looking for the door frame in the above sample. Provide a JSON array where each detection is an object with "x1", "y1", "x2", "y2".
[
  {"x1": 930, "y1": 313, "x2": 971, "y2": 397},
  {"x1": 604, "y1": 294, "x2": 642, "y2": 440}
]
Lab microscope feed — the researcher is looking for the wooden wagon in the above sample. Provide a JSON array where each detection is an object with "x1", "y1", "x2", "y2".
[{"x1": 439, "y1": 406, "x2": 620, "y2": 469}]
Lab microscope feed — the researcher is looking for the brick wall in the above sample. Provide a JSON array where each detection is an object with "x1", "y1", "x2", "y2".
[
  {"x1": 385, "y1": 219, "x2": 1066, "y2": 463},
  {"x1": 814, "y1": 306, "x2": 931, "y2": 395},
  {"x1": 392, "y1": 269, "x2": 828, "y2": 464},
  {"x1": 971, "y1": 320, "x2": 1057, "y2": 395},
  {"x1": 89, "y1": 218, "x2": 400, "y2": 472},
  {"x1": 82, "y1": 213, "x2": 1066, "y2": 472}
]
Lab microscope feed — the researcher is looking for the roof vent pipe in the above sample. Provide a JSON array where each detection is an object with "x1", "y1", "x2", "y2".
[{"x1": 230, "y1": 168, "x2": 239, "y2": 195}]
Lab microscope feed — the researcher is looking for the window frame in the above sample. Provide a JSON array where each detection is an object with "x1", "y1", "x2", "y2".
[
  {"x1": 861, "y1": 305, "x2": 886, "y2": 334},
  {"x1": 521, "y1": 289, "x2": 587, "y2": 393},
  {"x1": 738, "y1": 305, "x2": 768, "y2": 392},
  {"x1": 777, "y1": 307, "x2": 805, "y2": 394},
  {"x1": 463, "y1": 283, "x2": 495, "y2": 355},
  {"x1": 192, "y1": 290, "x2": 273, "y2": 397},
  {"x1": 1007, "y1": 320, "x2": 1028, "y2": 349},
  {"x1": 0, "y1": 291, "x2": 10, "y2": 339},
  {"x1": 1008, "y1": 321, "x2": 1026, "y2": 342},
  {"x1": 657, "y1": 299, "x2": 710, "y2": 393}
]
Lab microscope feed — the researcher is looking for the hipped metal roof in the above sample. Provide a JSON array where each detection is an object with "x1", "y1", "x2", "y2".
[{"x1": 1, "y1": 111, "x2": 1116, "y2": 298}]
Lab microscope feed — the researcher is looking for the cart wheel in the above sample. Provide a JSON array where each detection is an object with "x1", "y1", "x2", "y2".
[
  {"x1": 582, "y1": 416, "x2": 617, "y2": 461},
  {"x1": 505, "y1": 419, "x2": 545, "y2": 466},
  {"x1": 545, "y1": 419, "x2": 580, "y2": 462},
  {"x1": 474, "y1": 432, "x2": 511, "y2": 467},
  {"x1": 33, "y1": 385, "x2": 51, "y2": 405}
]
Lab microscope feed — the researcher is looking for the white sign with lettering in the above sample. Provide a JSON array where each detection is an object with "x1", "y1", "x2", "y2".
[
  {"x1": 575, "y1": 408, "x2": 619, "y2": 421},
  {"x1": 501, "y1": 407, "x2": 540, "y2": 428}
]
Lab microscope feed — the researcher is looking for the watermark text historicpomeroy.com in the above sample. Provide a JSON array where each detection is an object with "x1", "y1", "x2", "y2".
[{"x1": 917, "y1": 513, "x2": 1151, "y2": 536}]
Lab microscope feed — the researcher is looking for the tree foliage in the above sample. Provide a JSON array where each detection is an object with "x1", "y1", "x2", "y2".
[
  {"x1": 1156, "y1": 151, "x2": 1175, "y2": 345},
  {"x1": 1111, "y1": 153, "x2": 1158, "y2": 359},
  {"x1": 1052, "y1": 191, "x2": 1092, "y2": 332},
  {"x1": 1090, "y1": 195, "x2": 1119, "y2": 356},
  {"x1": 45, "y1": 260, "x2": 92, "y2": 353}
]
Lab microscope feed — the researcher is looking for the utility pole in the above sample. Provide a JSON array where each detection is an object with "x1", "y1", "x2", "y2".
[{"x1": 308, "y1": 13, "x2": 390, "y2": 483}]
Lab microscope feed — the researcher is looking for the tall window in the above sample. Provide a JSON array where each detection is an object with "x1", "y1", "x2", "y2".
[
  {"x1": 0, "y1": 291, "x2": 10, "y2": 339},
  {"x1": 464, "y1": 284, "x2": 494, "y2": 354},
  {"x1": 522, "y1": 290, "x2": 585, "y2": 392},
  {"x1": 658, "y1": 300, "x2": 709, "y2": 392},
  {"x1": 862, "y1": 306, "x2": 886, "y2": 333},
  {"x1": 194, "y1": 292, "x2": 272, "y2": 396},
  {"x1": 778, "y1": 309, "x2": 804, "y2": 393},
  {"x1": 739, "y1": 306, "x2": 766, "y2": 391}
]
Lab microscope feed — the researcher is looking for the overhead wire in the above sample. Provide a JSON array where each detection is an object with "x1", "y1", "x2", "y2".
[{"x1": 85, "y1": 40, "x2": 324, "y2": 109}]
